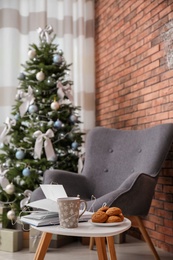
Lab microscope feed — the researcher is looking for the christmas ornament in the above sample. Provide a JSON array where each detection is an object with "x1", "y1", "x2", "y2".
[
  {"x1": 7, "y1": 209, "x2": 16, "y2": 220},
  {"x1": 22, "y1": 167, "x2": 31, "y2": 177},
  {"x1": 51, "y1": 100, "x2": 60, "y2": 110},
  {"x1": 14, "y1": 113, "x2": 20, "y2": 121},
  {"x1": 45, "y1": 77, "x2": 55, "y2": 86},
  {"x1": 33, "y1": 129, "x2": 56, "y2": 160},
  {"x1": 35, "y1": 89, "x2": 42, "y2": 95},
  {"x1": 58, "y1": 49, "x2": 63, "y2": 55},
  {"x1": 5, "y1": 183, "x2": 15, "y2": 195},
  {"x1": 54, "y1": 119, "x2": 62, "y2": 129},
  {"x1": 18, "y1": 72, "x2": 25, "y2": 80},
  {"x1": 15, "y1": 150, "x2": 25, "y2": 160},
  {"x1": 28, "y1": 49, "x2": 36, "y2": 59},
  {"x1": 36, "y1": 71, "x2": 45, "y2": 81},
  {"x1": 68, "y1": 133, "x2": 74, "y2": 140},
  {"x1": 71, "y1": 141, "x2": 78, "y2": 150},
  {"x1": 70, "y1": 114, "x2": 77, "y2": 123},
  {"x1": 0, "y1": 142, "x2": 4, "y2": 148},
  {"x1": 37, "y1": 25, "x2": 53, "y2": 43},
  {"x1": 28, "y1": 104, "x2": 38, "y2": 114},
  {"x1": 53, "y1": 54, "x2": 62, "y2": 64}
]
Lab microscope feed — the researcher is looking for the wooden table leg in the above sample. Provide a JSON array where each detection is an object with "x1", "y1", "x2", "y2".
[
  {"x1": 89, "y1": 237, "x2": 95, "y2": 250},
  {"x1": 106, "y1": 236, "x2": 117, "y2": 260},
  {"x1": 34, "y1": 232, "x2": 52, "y2": 260},
  {"x1": 95, "y1": 237, "x2": 108, "y2": 260}
]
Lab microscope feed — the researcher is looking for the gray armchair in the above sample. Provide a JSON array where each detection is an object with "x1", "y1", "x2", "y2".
[{"x1": 31, "y1": 123, "x2": 173, "y2": 260}]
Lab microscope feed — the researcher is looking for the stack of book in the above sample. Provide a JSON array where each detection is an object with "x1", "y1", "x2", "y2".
[
  {"x1": 20, "y1": 211, "x2": 59, "y2": 227},
  {"x1": 20, "y1": 210, "x2": 93, "y2": 227},
  {"x1": 20, "y1": 184, "x2": 93, "y2": 226}
]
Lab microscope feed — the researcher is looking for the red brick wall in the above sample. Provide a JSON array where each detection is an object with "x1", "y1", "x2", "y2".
[{"x1": 95, "y1": 0, "x2": 173, "y2": 253}]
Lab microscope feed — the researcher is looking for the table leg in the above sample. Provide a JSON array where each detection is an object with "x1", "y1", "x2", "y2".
[
  {"x1": 34, "y1": 232, "x2": 52, "y2": 260},
  {"x1": 95, "y1": 237, "x2": 108, "y2": 260},
  {"x1": 89, "y1": 237, "x2": 95, "y2": 250},
  {"x1": 106, "y1": 236, "x2": 117, "y2": 260}
]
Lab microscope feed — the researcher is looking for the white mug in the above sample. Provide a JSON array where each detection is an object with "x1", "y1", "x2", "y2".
[{"x1": 57, "y1": 197, "x2": 87, "y2": 228}]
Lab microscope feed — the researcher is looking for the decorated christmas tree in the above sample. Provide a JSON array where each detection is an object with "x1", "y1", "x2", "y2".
[{"x1": 0, "y1": 26, "x2": 84, "y2": 224}]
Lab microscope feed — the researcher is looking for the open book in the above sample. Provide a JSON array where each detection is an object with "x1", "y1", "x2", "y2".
[{"x1": 20, "y1": 184, "x2": 93, "y2": 226}]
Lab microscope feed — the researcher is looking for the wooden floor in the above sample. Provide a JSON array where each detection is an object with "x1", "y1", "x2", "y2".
[{"x1": 0, "y1": 235, "x2": 172, "y2": 260}]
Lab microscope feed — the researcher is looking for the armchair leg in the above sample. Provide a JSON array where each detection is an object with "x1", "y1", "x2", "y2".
[{"x1": 127, "y1": 216, "x2": 160, "y2": 260}]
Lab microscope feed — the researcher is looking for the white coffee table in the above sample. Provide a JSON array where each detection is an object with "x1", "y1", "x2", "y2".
[{"x1": 33, "y1": 218, "x2": 131, "y2": 260}]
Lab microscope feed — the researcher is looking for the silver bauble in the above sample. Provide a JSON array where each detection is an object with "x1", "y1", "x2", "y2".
[
  {"x1": 28, "y1": 49, "x2": 36, "y2": 59},
  {"x1": 51, "y1": 101, "x2": 60, "y2": 110},
  {"x1": 7, "y1": 209, "x2": 16, "y2": 220},
  {"x1": 5, "y1": 183, "x2": 15, "y2": 195},
  {"x1": 36, "y1": 71, "x2": 45, "y2": 81}
]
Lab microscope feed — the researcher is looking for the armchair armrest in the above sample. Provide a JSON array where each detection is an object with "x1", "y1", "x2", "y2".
[
  {"x1": 86, "y1": 172, "x2": 157, "y2": 216},
  {"x1": 43, "y1": 169, "x2": 91, "y2": 200}
]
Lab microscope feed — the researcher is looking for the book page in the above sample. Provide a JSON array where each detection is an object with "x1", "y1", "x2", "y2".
[
  {"x1": 27, "y1": 199, "x2": 58, "y2": 212},
  {"x1": 40, "y1": 184, "x2": 67, "y2": 201},
  {"x1": 27, "y1": 184, "x2": 67, "y2": 212}
]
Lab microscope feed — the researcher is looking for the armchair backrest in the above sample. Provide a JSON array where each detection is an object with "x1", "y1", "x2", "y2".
[{"x1": 82, "y1": 124, "x2": 173, "y2": 198}]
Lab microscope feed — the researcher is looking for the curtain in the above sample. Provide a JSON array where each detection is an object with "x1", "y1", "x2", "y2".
[{"x1": 0, "y1": 0, "x2": 95, "y2": 134}]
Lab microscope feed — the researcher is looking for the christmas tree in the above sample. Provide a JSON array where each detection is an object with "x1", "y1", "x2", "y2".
[{"x1": 0, "y1": 26, "x2": 84, "y2": 224}]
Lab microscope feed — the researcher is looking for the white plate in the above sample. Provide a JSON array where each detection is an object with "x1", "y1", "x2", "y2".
[{"x1": 88, "y1": 218, "x2": 127, "y2": 227}]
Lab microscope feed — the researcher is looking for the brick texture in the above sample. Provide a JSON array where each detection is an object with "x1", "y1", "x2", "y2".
[{"x1": 95, "y1": 0, "x2": 173, "y2": 254}]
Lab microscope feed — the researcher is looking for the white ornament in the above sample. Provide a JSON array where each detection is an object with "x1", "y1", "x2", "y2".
[
  {"x1": 0, "y1": 143, "x2": 4, "y2": 148},
  {"x1": 36, "y1": 71, "x2": 45, "y2": 81},
  {"x1": 51, "y1": 101, "x2": 60, "y2": 110},
  {"x1": 0, "y1": 176, "x2": 9, "y2": 188},
  {"x1": 7, "y1": 209, "x2": 16, "y2": 220},
  {"x1": 28, "y1": 49, "x2": 36, "y2": 59},
  {"x1": 4, "y1": 183, "x2": 15, "y2": 195}
]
